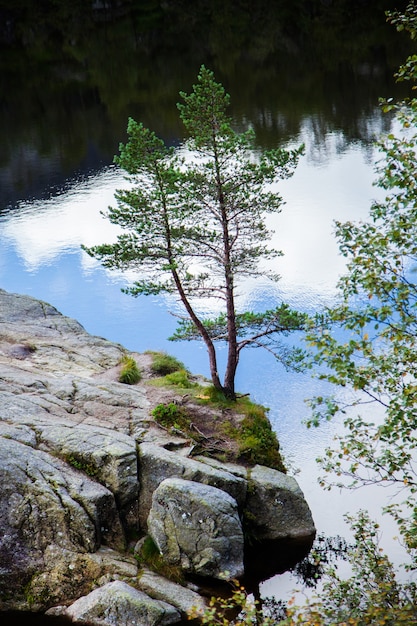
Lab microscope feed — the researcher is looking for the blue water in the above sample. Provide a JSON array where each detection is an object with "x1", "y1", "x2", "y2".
[{"x1": 0, "y1": 125, "x2": 405, "y2": 601}]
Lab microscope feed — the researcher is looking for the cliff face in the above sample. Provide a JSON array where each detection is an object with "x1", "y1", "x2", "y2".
[{"x1": 0, "y1": 289, "x2": 315, "y2": 624}]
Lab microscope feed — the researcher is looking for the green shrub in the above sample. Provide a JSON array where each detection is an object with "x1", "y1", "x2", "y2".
[
  {"x1": 148, "y1": 351, "x2": 185, "y2": 376},
  {"x1": 152, "y1": 402, "x2": 191, "y2": 431},
  {"x1": 119, "y1": 355, "x2": 141, "y2": 384},
  {"x1": 164, "y1": 368, "x2": 195, "y2": 388}
]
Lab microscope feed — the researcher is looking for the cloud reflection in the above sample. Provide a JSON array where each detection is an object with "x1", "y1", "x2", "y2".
[
  {"x1": 269, "y1": 134, "x2": 382, "y2": 296},
  {"x1": 1, "y1": 169, "x2": 122, "y2": 271}
]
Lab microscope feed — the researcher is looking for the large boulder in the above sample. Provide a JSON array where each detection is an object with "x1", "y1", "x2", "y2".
[
  {"x1": 138, "y1": 442, "x2": 247, "y2": 530},
  {"x1": 0, "y1": 436, "x2": 125, "y2": 609},
  {"x1": 244, "y1": 464, "x2": 316, "y2": 541},
  {"x1": 63, "y1": 580, "x2": 181, "y2": 626},
  {"x1": 147, "y1": 477, "x2": 244, "y2": 580}
]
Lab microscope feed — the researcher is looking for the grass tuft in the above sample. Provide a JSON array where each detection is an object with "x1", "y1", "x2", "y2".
[
  {"x1": 119, "y1": 355, "x2": 141, "y2": 384},
  {"x1": 147, "y1": 351, "x2": 186, "y2": 376},
  {"x1": 164, "y1": 368, "x2": 196, "y2": 388}
]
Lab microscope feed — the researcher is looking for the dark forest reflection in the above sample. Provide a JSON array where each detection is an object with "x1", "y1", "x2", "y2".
[{"x1": 0, "y1": 0, "x2": 413, "y2": 207}]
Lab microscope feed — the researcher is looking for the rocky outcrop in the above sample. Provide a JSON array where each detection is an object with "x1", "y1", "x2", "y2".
[
  {"x1": 148, "y1": 478, "x2": 244, "y2": 579},
  {"x1": 0, "y1": 289, "x2": 315, "y2": 623},
  {"x1": 194, "y1": 458, "x2": 316, "y2": 541}
]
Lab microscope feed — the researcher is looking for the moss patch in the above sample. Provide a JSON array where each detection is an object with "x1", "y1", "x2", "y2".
[
  {"x1": 152, "y1": 402, "x2": 192, "y2": 431},
  {"x1": 224, "y1": 413, "x2": 285, "y2": 472},
  {"x1": 136, "y1": 536, "x2": 184, "y2": 583},
  {"x1": 66, "y1": 454, "x2": 100, "y2": 478}
]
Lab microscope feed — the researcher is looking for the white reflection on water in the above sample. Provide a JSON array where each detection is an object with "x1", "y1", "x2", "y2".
[{"x1": 1, "y1": 168, "x2": 122, "y2": 271}]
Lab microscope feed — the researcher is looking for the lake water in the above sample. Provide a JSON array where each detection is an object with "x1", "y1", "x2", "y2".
[
  {"x1": 0, "y1": 0, "x2": 414, "y2": 615},
  {"x1": 0, "y1": 127, "x2": 404, "y2": 595}
]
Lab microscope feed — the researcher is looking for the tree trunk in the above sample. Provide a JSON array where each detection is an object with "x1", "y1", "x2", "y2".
[
  {"x1": 161, "y1": 175, "x2": 225, "y2": 396},
  {"x1": 223, "y1": 287, "x2": 238, "y2": 400},
  {"x1": 170, "y1": 267, "x2": 224, "y2": 393},
  {"x1": 223, "y1": 354, "x2": 238, "y2": 400},
  {"x1": 213, "y1": 141, "x2": 238, "y2": 401}
]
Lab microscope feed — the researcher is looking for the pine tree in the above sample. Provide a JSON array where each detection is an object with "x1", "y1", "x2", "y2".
[{"x1": 83, "y1": 66, "x2": 304, "y2": 399}]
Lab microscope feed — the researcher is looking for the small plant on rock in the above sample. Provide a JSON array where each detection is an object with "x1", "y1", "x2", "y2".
[
  {"x1": 148, "y1": 351, "x2": 185, "y2": 376},
  {"x1": 119, "y1": 354, "x2": 141, "y2": 384},
  {"x1": 136, "y1": 536, "x2": 184, "y2": 583},
  {"x1": 152, "y1": 402, "x2": 191, "y2": 432},
  {"x1": 164, "y1": 368, "x2": 196, "y2": 388},
  {"x1": 66, "y1": 454, "x2": 99, "y2": 478}
]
